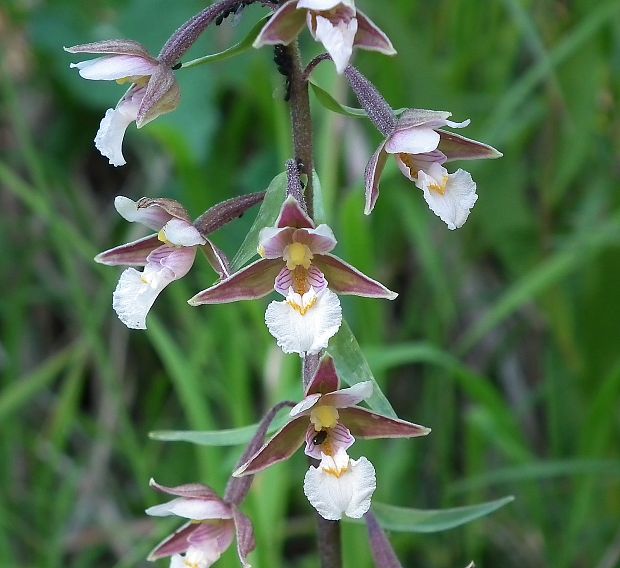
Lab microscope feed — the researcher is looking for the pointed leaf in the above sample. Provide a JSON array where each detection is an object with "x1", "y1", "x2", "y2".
[
  {"x1": 310, "y1": 82, "x2": 406, "y2": 120},
  {"x1": 231, "y1": 171, "x2": 288, "y2": 271},
  {"x1": 149, "y1": 409, "x2": 292, "y2": 446},
  {"x1": 327, "y1": 320, "x2": 396, "y2": 418},
  {"x1": 181, "y1": 15, "x2": 273, "y2": 69},
  {"x1": 368, "y1": 496, "x2": 515, "y2": 533}
]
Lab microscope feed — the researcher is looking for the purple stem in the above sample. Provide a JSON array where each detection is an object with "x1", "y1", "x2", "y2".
[{"x1": 224, "y1": 400, "x2": 295, "y2": 505}]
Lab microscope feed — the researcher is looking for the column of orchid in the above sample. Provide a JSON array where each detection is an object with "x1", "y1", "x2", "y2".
[{"x1": 67, "y1": 1, "x2": 500, "y2": 566}]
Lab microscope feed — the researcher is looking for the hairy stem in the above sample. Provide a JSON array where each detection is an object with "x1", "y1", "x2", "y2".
[
  {"x1": 284, "y1": 40, "x2": 314, "y2": 219},
  {"x1": 284, "y1": 39, "x2": 341, "y2": 568},
  {"x1": 317, "y1": 517, "x2": 342, "y2": 568}
]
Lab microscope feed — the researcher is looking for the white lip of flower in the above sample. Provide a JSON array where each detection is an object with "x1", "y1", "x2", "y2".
[
  {"x1": 414, "y1": 162, "x2": 478, "y2": 230},
  {"x1": 265, "y1": 287, "x2": 342, "y2": 356},
  {"x1": 170, "y1": 545, "x2": 220, "y2": 568},
  {"x1": 304, "y1": 447, "x2": 376, "y2": 520},
  {"x1": 95, "y1": 90, "x2": 143, "y2": 167}
]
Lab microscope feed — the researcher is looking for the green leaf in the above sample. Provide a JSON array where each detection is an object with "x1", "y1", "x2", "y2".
[
  {"x1": 368, "y1": 495, "x2": 514, "y2": 533},
  {"x1": 181, "y1": 15, "x2": 271, "y2": 69},
  {"x1": 311, "y1": 170, "x2": 327, "y2": 225},
  {"x1": 231, "y1": 171, "x2": 287, "y2": 271},
  {"x1": 327, "y1": 321, "x2": 397, "y2": 418},
  {"x1": 150, "y1": 407, "x2": 291, "y2": 446},
  {"x1": 310, "y1": 83, "x2": 407, "y2": 120},
  {"x1": 310, "y1": 82, "x2": 368, "y2": 118}
]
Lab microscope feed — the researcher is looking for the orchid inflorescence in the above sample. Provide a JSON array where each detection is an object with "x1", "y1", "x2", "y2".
[{"x1": 67, "y1": 1, "x2": 500, "y2": 566}]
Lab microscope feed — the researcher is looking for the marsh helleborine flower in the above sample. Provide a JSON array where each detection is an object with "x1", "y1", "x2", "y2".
[
  {"x1": 146, "y1": 480, "x2": 254, "y2": 568},
  {"x1": 365, "y1": 109, "x2": 502, "y2": 229},
  {"x1": 95, "y1": 196, "x2": 207, "y2": 330},
  {"x1": 233, "y1": 356, "x2": 430, "y2": 520},
  {"x1": 65, "y1": 40, "x2": 179, "y2": 166},
  {"x1": 254, "y1": 0, "x2": 396, "y2": 74},
  {"x1": 189, "y1": 197, "x2": 396, "y2": 356}
]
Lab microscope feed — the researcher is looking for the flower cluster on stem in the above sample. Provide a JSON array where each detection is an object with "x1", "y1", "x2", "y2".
[{"x1": 67, "y1": 1, "x2": 503, "y2": 566}]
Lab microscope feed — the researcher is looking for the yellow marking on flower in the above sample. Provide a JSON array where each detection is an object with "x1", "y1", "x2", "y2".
[
  {"x1": 184, "y1": 562, "x2": 200, "y2": 568},
  {"x1": 116, "y1": 75, "x2": 149, "y2": 87},
  {"x1": 257, "y1": 244, "x2": 266, "y2": 258},
  {"x1": 322, "y1": 458, "x2": 350, "y2": 478},
  {"x1": 310, "y1": 405, "x2": 339, "y2": 431},
  {"x1": 428, "y1": 175, "x2": 448, "y2": 196},
  {"x1": 287, "y1": 293, "x2": 317, "y2": 315},
  {"x1": 157, "y1": 228, "x2": 172, "y2": 245},
  {"x1": 284, "y1": 242, "x2": 313, "y2": 270}
]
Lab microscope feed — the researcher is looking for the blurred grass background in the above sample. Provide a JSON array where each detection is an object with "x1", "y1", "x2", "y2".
[{"x1": 1, "y1": 0, "x2": 620, "y2": 566}]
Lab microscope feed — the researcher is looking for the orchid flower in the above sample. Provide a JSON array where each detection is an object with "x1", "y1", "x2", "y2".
[
  {"x1": 189, "y1": 196, "x2": 396, "y2": 356},
  {"x1": 365, "y1": 109, "x2": 502, "y2": 228},
  {"x1": 146, "y1": 480, "x2": 254, "y2": 568},
  {"x1": 254, "y1": 0, "x2": 395, "y2": 74},
  {"x1": 233, "y1": 356, "x2": 430, "y2": 520},
  {"x1": 65, "y1": 40, "x2": 179, "y2": 166},
  {"x1": 95, "y1": 196, "x2": 207, "y2": 330}
]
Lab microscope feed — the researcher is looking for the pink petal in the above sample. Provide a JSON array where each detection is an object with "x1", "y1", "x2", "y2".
[
  {"x1": 258, "y1": 227, "x2": 295, "y2": 258},
  {"x1": 134, "y1": 197, "x2": 192, "y2": 223},
  {"x1": 354, "y1": 10, "x2": 396, "y2": 55},
  {"x1": 304, "y1": 423, "x2": 354, "y2": 459},
  {"x1": 364, "y1": 141, "x2": 388, "y2": 214},
  {"x1": 339, "y1": 407, "x2": 431, "y2": 439},
  {"x1": 188, "y1": 258, "x2": 283, "y2": 305},
  {"x1": 298, "y1": 0, "x2": 345, "y2": 8},
  {"x1": 276, "y1": 196, "x2": 315, "y2": 229},
  {"x1": 437, "y1": 130, "x2": 503, "y2": 162},
  {"x1": 385, "y1": 126, "x2": 441, "y2": 155},
  {"x1": 145, "y1": 497, "x2": 233, "y2": 520},
  {"x1": 94, "y1": 234, "x2": 160, "y2": 266},
  {"x1": 274, "y1": 265, "x2": 327, "y2": 296},
  {"x1": 114, "y1": 195, "x2": 172, "y2": 231},
  {"x1": 70, "y1": 54, "x2": 157, "y2": 81},
  {"x1": 151, "y1": 245, "x2": 197, "y2": 279},
  {"x1": 64, "y1": 40, "x2": 151, "y2": 58},
  {"x1": 290, "y1": 393, "x2": 322, "y2": 417},
  {"x1": 188, "y1": 521, "x2": 235, "y2": 552},
  {"x1": 148, "y1": 521, "x2": 196, "y2": 560},
  {"x1": 320, "y1": 381, "x2": 374, "y2": 408},
  {"x1": 394, "y1": 109, "x2": 452, "y2": 131},
  {"x1": 253, "y1": 0, "x2": 307, "y2": 47},
  {"x1": 136, "y1": 65, "x2": 180, "y2": 128},
  {"x1": 293, "y1": 225, "x2": 337, "y2": 254},
  {"x1": 313, "y1": 254, "x2": 397, "y2": 299},
  {"x1": 149, "y1": 479, "x2": 224, "y2": 501},
  {"x1": 233, "y1": 416, "x2": 308, "y2": 476},
  {"x1": 201, "y1": 239, "x2": 231, "y2": 279},
  {"x1": 305, "y1": 354, "x2": 340, "y2": 396},
  {"x1": 233, "y1": 507, "x2": 256, "y2": 568}
]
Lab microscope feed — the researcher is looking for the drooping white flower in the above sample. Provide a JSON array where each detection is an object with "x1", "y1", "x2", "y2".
[
  {"x1": 415, "y1": 163, "x2": 477, "y2": 230},
  {"x1": 66, "y1": 40, "x2": 179, "y2": 166},
  {"x1": 254, "y1": 0, "x2": 396, "y2": 75},
  {"x1": 304, "y1": 447, "x2": 376, "y2": 520},
  {"x1": 96, "y1": 196, "x2": 205, "y2": 329}
]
